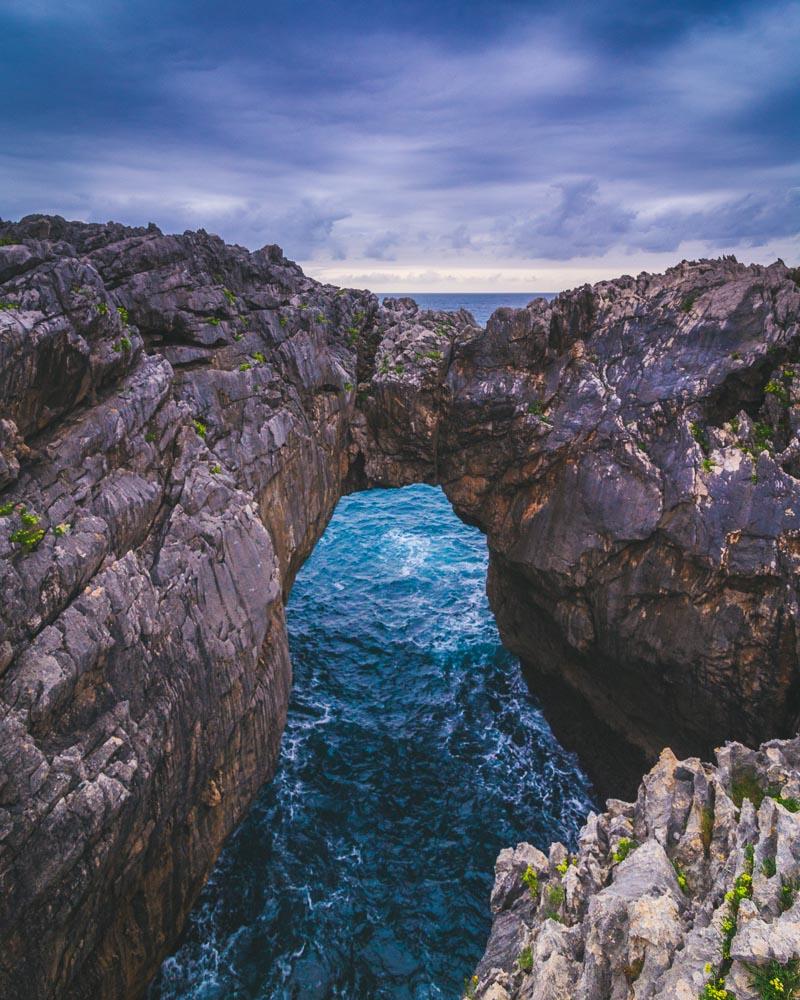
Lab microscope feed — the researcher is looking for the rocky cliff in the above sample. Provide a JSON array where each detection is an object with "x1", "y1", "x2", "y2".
[
  {"x1": 0, "y1": 215, "x2": 798, "y2": 998},
  {"x1": 471, "y1": 736, "x2": 800, "y2": 1000}
]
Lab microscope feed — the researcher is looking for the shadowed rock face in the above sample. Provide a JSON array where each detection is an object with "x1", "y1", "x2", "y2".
[{"x1": 0, "y1": 215, "x2": 798, "y2": 998}]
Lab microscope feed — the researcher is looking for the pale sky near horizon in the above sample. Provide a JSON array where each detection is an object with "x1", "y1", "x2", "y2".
[{"x1": 2, "y1": 0, "x2": 798, "y2": 292}]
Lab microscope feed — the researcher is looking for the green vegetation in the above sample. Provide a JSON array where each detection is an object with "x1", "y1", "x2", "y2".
[
  {"x1": 773, "y1": 793, "x2": 800, "y2": 813},
  {"x1": 700, "y1": 975, "x2": 735, "y2": 1000},
  {"x1": 347, "y1": 325, "x2": 359, "y2": 345},
  {"x1": 424, "y1": 349, "x2": 444, "y2": 361},
  {"x1": 53, "y1": 522, "x2": 71, "y2": 538},
  {"x1": 0, "y1": 501, "x2": 15, "y2": 516},
  {"x1": 701, "y1": 806, "x2": 715, "y2": 851},
  {"x1": 0, "y1": 237, "x2": 19, "y2": 246},
  {"x1": 223, "y1": 288, "x2": 236, "y2": 305},
  {"x1": 780, "y1": 876, "x2": 799, "y2": 913},
  {"x1": 208, "y1": 317, "x2": 221, "y2": 326},
  {"x1": 96, "y1": 302, "x2": 109, "y2": 316},
  {"x1": 731, "y1": 351, "x2": 742, "y2": 361},
  {"x1": 729, "y1": 416, "x2": 740, "y2": 434},
  {"x1": 545, "y1": 884, "x2": 566, "y2": 921},
  {"x1": 145, "y1": 431, "x2": 157, "y2": 443},
  {"x1": 731, "y1": 770, "x2": 766, "y2": 809},
  {"x1": 746, "y1": 959, "x2": 800, "y2": 1000},
  {"x1": 463, "y1": 974, "x2": 478, "y2": 999},
  {"x1": 556, "y1": 858, "x2": 569, "y2": 876},
  {"x1": 761, "y1": 856, "x2": 777, "y2": 879},
  {"x1": 210, "y1": 463, "x2": 222, "y2": 475},
  {"x1": 192, "y1": 419, "x2": 207, "y2": 438},
  {"x1": 612, "y1": 837, "x2": 636, "y2": 864},
  {"x1": 233, "y1": 332, "x2": 244, "y2": 341},
  {"x1": 394, "y1": 363, "x2": 405, "y2": 374},
  {"x1": 701, "y1": 457, "x2": 716, "y2": 473},
  {"x1": 681, "y1": 291, "x2": 699, "y2": 313},
  {"x1": 690, "y1": 421, "x2": 710, "y2": 456},
  {"x1": 521, "y1": 865, "x2": 539, "y2": 898},
  {"x1": 279, "y1": 316, "x2": 287, "y2": 327},
  {"x1": 113, "y1": 336, "x2": 132, "y2": 353},
  {"x1": 699, "y1": 845, "x2": 755, "y2": 999},
  {"x1": 738, "y1": 422, "x2": 774, "y2": 461},
  {"x1": 344, "y1": 382, "x2": 353, "y2": 392},
  {"x1": 10, "y1": 511, "x2": 46, "y2": 553},
  {"x1": 674, "y1": 862, "x2": 689, "y2": 893},
  {"x1": 239, "y1": 362, "x2": 252, "y2": 371},
  {"x1": 252, "y1": 351, "x2": 266, "y2": 364},
  {"x1": 116, "y1": 305, "x2": 129, "y2": 325},
  {"x1": 518, "y1": 946, "x2": 533, "y2": 974}
]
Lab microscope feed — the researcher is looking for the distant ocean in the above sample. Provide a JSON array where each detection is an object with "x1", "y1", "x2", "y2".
[{"x1": 377, "y1": 292, "x2": 556, "y2": 326}]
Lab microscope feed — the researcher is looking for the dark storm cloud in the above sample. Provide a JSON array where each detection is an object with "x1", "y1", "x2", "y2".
[{"x1": 1, "y1": 0, "x2": 798, "y2": 276}]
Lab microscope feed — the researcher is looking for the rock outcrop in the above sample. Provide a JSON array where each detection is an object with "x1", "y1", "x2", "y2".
[
  {"x1": 0, "y1": 214, "x2": 798, "y2": 997},
  {"x1": 471, "y1": 736, "x2": 800, "y2": 1000}
]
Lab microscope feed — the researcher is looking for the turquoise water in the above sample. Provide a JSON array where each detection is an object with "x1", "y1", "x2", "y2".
[
  {"x1": 151, "y1": 293, "x2": 590, "y2": 1000},
  {"x1": 379, "y1": 293, "x2": 553, "y2": 326}
]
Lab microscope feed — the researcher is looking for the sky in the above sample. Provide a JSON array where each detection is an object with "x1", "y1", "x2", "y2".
[{"x1": 2, "y1": 0, "x2": 798, "y2": 292}]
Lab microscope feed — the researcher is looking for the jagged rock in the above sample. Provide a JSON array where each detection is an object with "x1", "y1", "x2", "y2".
[
  {"x1": 0, "y1": 216, "x2": 799, "y2": 998},
  {"x1": 472, "y1": 737, "x2": 800, "y2": 1000}
]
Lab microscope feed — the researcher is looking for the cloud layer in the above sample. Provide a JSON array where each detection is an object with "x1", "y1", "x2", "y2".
[{"x1": 2, "y1": 0, "x2": 798, "y2": 289}]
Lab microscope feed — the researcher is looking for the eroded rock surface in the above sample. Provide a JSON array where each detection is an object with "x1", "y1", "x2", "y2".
[
  {"x1": 470, "y1": 737, "x2": 800, "y2": 1000},
  {"x1": 0, "y1": 214, "x2": 798, "y2": 997}
]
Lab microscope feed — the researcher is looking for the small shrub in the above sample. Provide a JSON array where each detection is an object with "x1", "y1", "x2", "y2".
[
  {"x1": 53, "y1": 522, "x2": 71, "y2": 538},
  {"x1": 680, "y1": 291, "x2": 699, "y2": 313},
  {"x1": 239, "y1": 362, "x2": 252, "y2": 372},
  {"x1": 252, "y1": 351, "x2": 266, "y2": 364},
  {"x1": 210, "y1": 463, "x2": 222, "y2": 474},
  {"x1": 690, "y1": 421, "x2": 710, "y2": 456},
  {"x1": 518, "y1": 945, "x2": 533, "y2": 974},
  {"x1": 701, "y1": 457, "x2": 716, "y2": 473},
  {"x1": 223, "y1": 288, "x2": 236, "y2": 305},
  {"x1": 673, "y1": 862, "x2": 689, "y2": 893},
  {"x1": 765, "y1": 379, "x2": 790, "y2": 406},
  {"x1": 344, "y1": 382, "x2": 353, "y2": 392},
  {"x1": 96, "y1": 302, "x2": 109, "y2": 316},
  {"x1": 192, "y1": 419, "x2": 207, "y2": 438},
  {"x1": 0, "y1": 501, "x2": 15, "y2": 516},
  {"x1": 116, "y1": 305, "x2": 129, "y2": 325},
  {"x1": 771, "y1": 792, "x2": 800, "y2": 813},
  {"x1": 761, "y1": 856, "x2": 777, "y2": 879},
  {"x1": 0, "y1": 237, "x2": 18, "y2": 246},
  {"x1": 612, "y1": 837, "x2": 636, "y2": 864},
  {"x1": 746, "y1": 958, "x2": 800, "y2": 1000},
  {"x1": 10, "y1": 514, "x2": 46, "y2": 552},
  {"x1": 279, "y1": 316, "x2": 287, "y2": 327},
  {"x1": 208, "y1": 317, "x2": 221, "y2": 326},
  {"x1": 463, "y1": 974, "x2": 478, "y2": 999},
  {"x1": 780, "y1": 876, "x2": 799, "y2": 913},
  {"x1": 700, "y1": 976, "x2": 735, "y2": 999},
  {"x1": 145, "y1": 431, "x2": 157, "y2": 443},
  {"x1": 233, "y1": 332, "x2": 244, "y2": 341},
  {"x1": 521, "y1": 865, "x2": 539, "y2": 898},
  {"x1": 731, "y1": 770, "x2": 765, "y2": 809},
  {"x1": 545, "y1": 884, "x2": 565, "y2": 920},
  {"x1": 425, "y1": 349, "x2": 444, "y2": 361},
  {"x1": 556, "y1": 858, "x2": 569, "y2": 875},
  {"x1": 729, "y1": 416, "x2": 740, "y2": 434}
]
